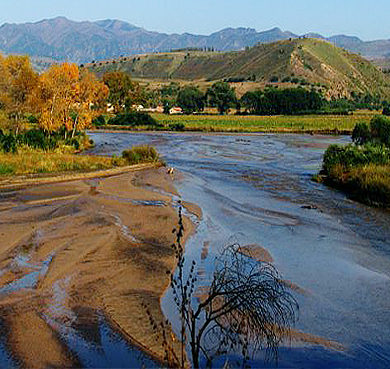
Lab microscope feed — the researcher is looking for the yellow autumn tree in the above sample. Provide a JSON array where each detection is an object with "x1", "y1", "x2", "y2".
[
  {"x1": 0, "y1": 54, "x2": 38, "y2": 133},
  {"x1": 33, "y1": 63, "x2": 108, "y2": 137}
]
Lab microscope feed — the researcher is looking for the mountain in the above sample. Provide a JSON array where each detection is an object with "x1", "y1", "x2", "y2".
[
  {"x1": 1, "y1": 17, "x2": 390, "y2": 64},
  {"x1": 93, "y1": 38, "x2": 390, "y2": 100},
  {"x1": 0, "y1": 17, "x2": 297, "y2": 64}
]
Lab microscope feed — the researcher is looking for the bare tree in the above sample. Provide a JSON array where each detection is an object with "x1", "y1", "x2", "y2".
[{"x1": 169, "y1": 205, "x2": 298, "y2": 368}]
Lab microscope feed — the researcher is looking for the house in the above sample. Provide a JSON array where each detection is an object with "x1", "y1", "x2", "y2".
[{"x1": 169, "y1": 107, "x2": 183, "y2": 115}]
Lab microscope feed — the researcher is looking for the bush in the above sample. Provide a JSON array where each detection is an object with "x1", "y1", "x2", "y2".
[
  {"x1": 92, "y1": 115, "x2": 106, "y2": 127},
  {"x1": 107, "y1": 111, "x2": 160, "y2": 127},
  {"x1": 322, "y1": 144, "x2": 390, "y2": 175},
  {"x1": 370, "y1": 115, "x2": 390, "y2": 147},
  {"x1": 168, "y1": 122, "x2": 185, "y2": 131},
  {"x1": 122, "y1": 145, "x2": 160, "y2": 165},
  {"x1": 0, "y1": 133, "x2": 17, "y2": 153},
  {"x1": 352, "y1": 122, "x2": 370, "y2": 145},
  {"x1": 382, "y1": 106, "x2": 390, "y2": 116}
]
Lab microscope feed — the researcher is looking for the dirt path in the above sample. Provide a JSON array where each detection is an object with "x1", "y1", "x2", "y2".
[{"x1": 0, "y1": 166, "x2": 198, "y2": 368}]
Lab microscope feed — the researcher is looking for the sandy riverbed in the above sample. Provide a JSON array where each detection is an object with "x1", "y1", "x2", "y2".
[{"x1": 0, "y1": 167, "x2": 199, "y2": 368}]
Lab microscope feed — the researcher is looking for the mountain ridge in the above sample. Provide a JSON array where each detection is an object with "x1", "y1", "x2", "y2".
[{"x1": 1, "y1": 17, "x2": 389, "y2": 64}]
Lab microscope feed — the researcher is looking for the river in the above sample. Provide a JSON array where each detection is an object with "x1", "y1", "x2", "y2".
[{"x1": 88, "y1": 131, "x2": 390, "y2": 368}]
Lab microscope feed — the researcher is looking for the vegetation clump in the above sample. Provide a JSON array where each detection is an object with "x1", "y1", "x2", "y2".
[
  {"x1": 319, "y1": 115, "x2": 390, "y2": 207},
  {"x1": 121, "y1": 145, "x2": 160, "y2": 165},
  {"x1": 107, "y1": 111, "x2": 161, "y2": 128}
]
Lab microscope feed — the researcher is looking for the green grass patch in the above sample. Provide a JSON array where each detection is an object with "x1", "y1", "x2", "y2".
[
  {"x1": 122, "y1": 145, "x2": 160, "y2": 165},
  {"x1": 148, "y1": 111, "x2": 377, "y2": 133},
  {"x1": 0, "y1": 150, "x2": 123, "y2": 175}
]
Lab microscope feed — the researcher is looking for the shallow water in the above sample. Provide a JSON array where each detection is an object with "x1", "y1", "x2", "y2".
[{"x1": 88, "y1": 131, "x2": 390, "y2": 368}]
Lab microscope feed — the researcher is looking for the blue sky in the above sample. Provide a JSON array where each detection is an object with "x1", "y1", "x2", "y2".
[{"x1": 2, "y1": 0, "x2": 389, "y2": 41}]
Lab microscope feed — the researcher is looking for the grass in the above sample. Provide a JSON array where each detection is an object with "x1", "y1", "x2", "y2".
[
  {"x1": 122, "y1": 145, "x2": 160, "y2": 165},
  {"x1": 148, "y1": 110, "x2": 378, "y2": 133},
  {"x1": 0, "y1": 150, "x2": 124, "y2": 175},
  {"x1": 324, "y1": 163, "x2": 390, "y2": 207},
  {"x1": 0, "y1": 144, "x2": 162, "y2": 176}
]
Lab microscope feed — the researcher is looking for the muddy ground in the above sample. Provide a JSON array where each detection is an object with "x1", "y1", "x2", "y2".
[{"x1": 0, "y1": 167, "x2": 199, "y2": 368}]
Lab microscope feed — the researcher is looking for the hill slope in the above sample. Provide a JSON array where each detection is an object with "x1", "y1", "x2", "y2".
[{"x1": 92, "y1": 38, "x2": 390, "y2": 100}]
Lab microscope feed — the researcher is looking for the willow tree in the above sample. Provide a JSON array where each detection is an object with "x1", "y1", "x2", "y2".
[
  {"x1": 32, "y1": 63, "x2": 108, "y2": 137},
  {"x1": 0, "y1": 54, "x2": 38, "y2": 133}
]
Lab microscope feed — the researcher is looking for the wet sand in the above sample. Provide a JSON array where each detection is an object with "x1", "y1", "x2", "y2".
[{"x1": 0, "y1": 167, "x2": 195, "y2": 368}]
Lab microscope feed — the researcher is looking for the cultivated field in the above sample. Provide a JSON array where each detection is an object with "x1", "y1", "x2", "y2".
[{"x1": 151, "y1": 110, "x2": 379, "y2": 133}]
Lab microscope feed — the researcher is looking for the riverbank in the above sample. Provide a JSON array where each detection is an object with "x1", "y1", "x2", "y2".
[{"x1": 0, "y1": 166, "x2": 198, "y2": 368}]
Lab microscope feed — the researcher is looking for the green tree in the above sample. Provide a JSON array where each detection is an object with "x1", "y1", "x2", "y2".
[
  {"x1": 176, "y1": 86, "x2": 204, "y2": 114},
  {"x1": 206, "y1": 82, "x2": 237, "y2": 115},
  {"x1": 103, "y1": 71, "x2": 145, "y2": 113}
]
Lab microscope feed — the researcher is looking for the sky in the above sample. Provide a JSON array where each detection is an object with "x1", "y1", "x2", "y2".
[{"x1": 1, "y1": 0, "x2": 389, "y2": 41}]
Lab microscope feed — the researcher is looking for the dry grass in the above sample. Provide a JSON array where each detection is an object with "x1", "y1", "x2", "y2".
[{"x1": 325, "y1": 163, "x2": 390, "y2": 207}]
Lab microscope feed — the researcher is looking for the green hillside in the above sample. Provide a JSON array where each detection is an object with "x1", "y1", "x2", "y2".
[{"x1": 89, "y1": 38, "x2": 390, "y2": 100}]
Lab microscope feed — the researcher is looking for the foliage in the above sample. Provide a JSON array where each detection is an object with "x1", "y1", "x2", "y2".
[
  {"x1": 107, "y1": 111, "x2": 160, "y2": 127},
  {"x1": 0, "y1": 128, "x2": 91, "y2": 154},
  {"x1": 321, "y1": 115, "x2": 390, "y2": 207},
  {"x1": 168, "y1": 122, "x2": 185, "y2": 131},
  {"x1": 121, "y1": 145, "x2": 160, "y2": 165},
  {"x1": 352, "y1": 122, "x2": 371, "y2": 145},
  {"x1": 383, "y1": 106, "x2": 390, "y2": 116},
  {"x1": 352, "y1": 115, "x2": 390, "y2": 147},
  {"x1": 165, "y1": 206, "x2": 298, "y2": 368},
  {"x1": 322, "y1": 144, "x2": 390, "y2": 175},
  {"x1": 176, "y1": 86, "x2": 205, "y2": 114},
  {"x1": 206, "y1": 82, "x2": 237, "y2": 115},
  {"x1": 0, "y1": 54, "x2": 38, "y2": 134},
  {"x1": 32, "y1": 63, "x2": 108, "y2": 136},
  {"x1": 241, "y1": 87, "x2": 323, "y2": 115},
  {"x1": 103, "y1": 71, "x2": 145, "y2": 113},
  {"x1": 92, "y1": 115, "x2": 106, "y2": 127},
  {"x1": 370, "y1": 115, "x2": 390, "y2": 146}
]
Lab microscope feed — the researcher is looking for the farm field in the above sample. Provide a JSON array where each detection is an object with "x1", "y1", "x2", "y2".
[{"x1": 150, "y1": 110, "x2": 379, "y2": 133}]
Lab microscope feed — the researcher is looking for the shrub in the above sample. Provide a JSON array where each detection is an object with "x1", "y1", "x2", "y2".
[
  {"x1": 107, "y1": 111, "x2": 160, "y2": 127},
  {"x1": 322, "y1": 144, "x2": 390, "y2": 175},
  {"x1": 92, "y1": 115, "x2": 106, "y2": 127},
  {"x1": 382, "y1": 106, "x2": 390, "y2": 116},
  {"x1": 370, "y1": 115, "x2": 390, "y2": 147},
  {"x1": 122, "y1": 145, "x2": 160, "y2": 165},
  {"x1": 352, "y1": 122, "x2": 370, "y2": 145},
  {"x1": 168, "y1": 122, "x2": 185, "y2": 131},
  {"x1": 21, "y1": 129, "x2": 51, "y2": 150},
  {"x1": 0, "y1": 134, "x2": 17, "y2": 153}
]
